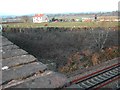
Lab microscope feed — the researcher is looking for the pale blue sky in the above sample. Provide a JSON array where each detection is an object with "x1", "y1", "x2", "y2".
[{"x1": 0, "y1": 0, "x2": 119, "y2": 16}]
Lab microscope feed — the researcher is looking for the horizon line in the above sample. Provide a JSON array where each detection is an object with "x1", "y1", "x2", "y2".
[{"x1": 0, "y1": 10, "x2": 118, "y2": 17}]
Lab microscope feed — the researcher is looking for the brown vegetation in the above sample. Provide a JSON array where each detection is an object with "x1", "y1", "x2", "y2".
[
  {"x1": 59, "y1": 46, "x2": 119, "y2": 73},
  {"x1": 91, "y1": 53, "x2": 100, "y2": 66}
]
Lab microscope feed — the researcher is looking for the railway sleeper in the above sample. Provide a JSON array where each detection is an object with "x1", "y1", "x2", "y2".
[
  {"x1": 98, "y1": 75, "x2": 108, "y2": 80},
  {"x1": 105, "y1": 72, "x2": 115, "y2": 77},
  {"x1": 109, "y1": 71, "x2": 118, "y2": 75},
  {"x1": 90, "y1": 78, "x2": 99, "y2": 84},
  {"x1": 102, "y1": 73, "x2": 112, "y2": 78},
  {"x1": 82, "y1": 81, "x2": 93, "y2": 87},
  {"x1": 86, "y1": 80, "x2": 95, "y2": 86},
  {"x1": 79, "y1": 82, "x2": 91, "y2": 88},
  {"x1": 94, "y1": 77, "x2": 104, "y2": 82}
]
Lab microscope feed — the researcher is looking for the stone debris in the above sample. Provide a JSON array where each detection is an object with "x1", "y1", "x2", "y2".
[
  {"x1": 12, "y1": 71, "x2": 68, "y2": 88},
  {"x1": 2, "y1": 66, "x2": 9, "y2": 70}
]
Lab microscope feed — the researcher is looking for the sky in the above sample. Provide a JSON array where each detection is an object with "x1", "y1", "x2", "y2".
[{"x1": 0, "y1": 0, "x2": 119, "y2": 16}]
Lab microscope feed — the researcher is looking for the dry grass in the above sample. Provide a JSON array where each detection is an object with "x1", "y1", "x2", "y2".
[{"x1": 3, "y1": 21, "x2": 118, "y2": 28}]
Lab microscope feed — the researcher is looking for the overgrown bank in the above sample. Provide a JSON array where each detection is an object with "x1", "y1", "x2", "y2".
[{"x1": 3, "y1": 27, "x2": 120, "y2": 73}]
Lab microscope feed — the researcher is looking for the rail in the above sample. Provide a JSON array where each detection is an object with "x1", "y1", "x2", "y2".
[{"x1": 62, "y1": 61, "x2": 120, "y2": 89}]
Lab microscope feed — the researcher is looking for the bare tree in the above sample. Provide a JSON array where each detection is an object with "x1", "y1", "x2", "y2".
[
  {"x1": 89, "y1": 28, "x2": 110, "y2": 52},
  {"x1": 21, "y1": 16, "x2": 30, "y2": 23}
]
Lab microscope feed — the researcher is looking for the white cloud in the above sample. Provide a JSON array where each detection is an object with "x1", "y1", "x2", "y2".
[{"x1": 0, "y1": 0, "x2": 119, "y2": 15}]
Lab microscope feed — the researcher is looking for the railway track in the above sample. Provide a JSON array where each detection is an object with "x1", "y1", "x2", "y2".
[{"x1": 63, "y1": 62, "x2": 120, "y2": 89}]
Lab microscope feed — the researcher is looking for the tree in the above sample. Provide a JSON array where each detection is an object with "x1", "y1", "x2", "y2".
[
  {"x1": 21, "y1": 16, "x2": 30, "y2": 23},
  {"x1": 52, "y1": 17, "x2": 55, "y2": 22},
  {"x1": 89, "y1": 29, "x2": 109, "y2": 52}
]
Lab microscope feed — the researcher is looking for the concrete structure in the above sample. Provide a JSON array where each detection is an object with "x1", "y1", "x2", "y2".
[
  {"x1": 33, "y1": 14, "x2": 49, "y2": 23},
  {"x1": 0, "y1": 25, "x2": 2, "y2": 33},
  {"x1": 1, "y1": 36, "x2": 68, "y2": 89}
]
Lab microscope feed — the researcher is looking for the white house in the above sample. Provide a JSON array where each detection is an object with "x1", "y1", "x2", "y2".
[{"x1": 33, "y1": 14, "x2": 49, "y2": 23}]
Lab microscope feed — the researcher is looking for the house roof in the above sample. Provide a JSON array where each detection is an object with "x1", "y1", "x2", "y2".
[{"x1": 33, "y1": 14, "x2": 44, "y2": 17}]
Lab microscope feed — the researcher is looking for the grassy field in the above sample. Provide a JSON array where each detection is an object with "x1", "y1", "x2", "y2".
[{"x1": 3, "y1": 21, "x2": 118, "y2": 28}]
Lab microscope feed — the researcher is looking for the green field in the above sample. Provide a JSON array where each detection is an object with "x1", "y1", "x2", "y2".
[{"x1": 3, "y1": 21, "x2": 118, "y2": 28}]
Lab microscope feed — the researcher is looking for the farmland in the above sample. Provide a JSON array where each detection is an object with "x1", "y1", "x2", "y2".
[{"x1": 2, "y1": 21, "x2": 118, "y2": 28}]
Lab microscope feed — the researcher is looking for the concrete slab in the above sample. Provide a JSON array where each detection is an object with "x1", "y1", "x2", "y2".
[
  {"x1": 11, "y1": 71, "x2": 68, "y2": 88},
  {"x1": 0, "y1": 41, "x2": 13, "y2": 46},
  {"x1": 2, "y1": 62, "x2": 47, "y2": 84},
  {"x1": 2, "y1": 45, "x2": 19, "y2": 51},
  {"x1": 1, "y1": 36, "x2": 9, "y2": 41},
  {"x1": 2, "y1": 49, "x2": 28, "y2": 59},
  {"x1": 2, "y1": 55, "x2": 37, "y2": 67},
  {"x1": 0, "y1": 37, "x2": 13, "y2": 46}
]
